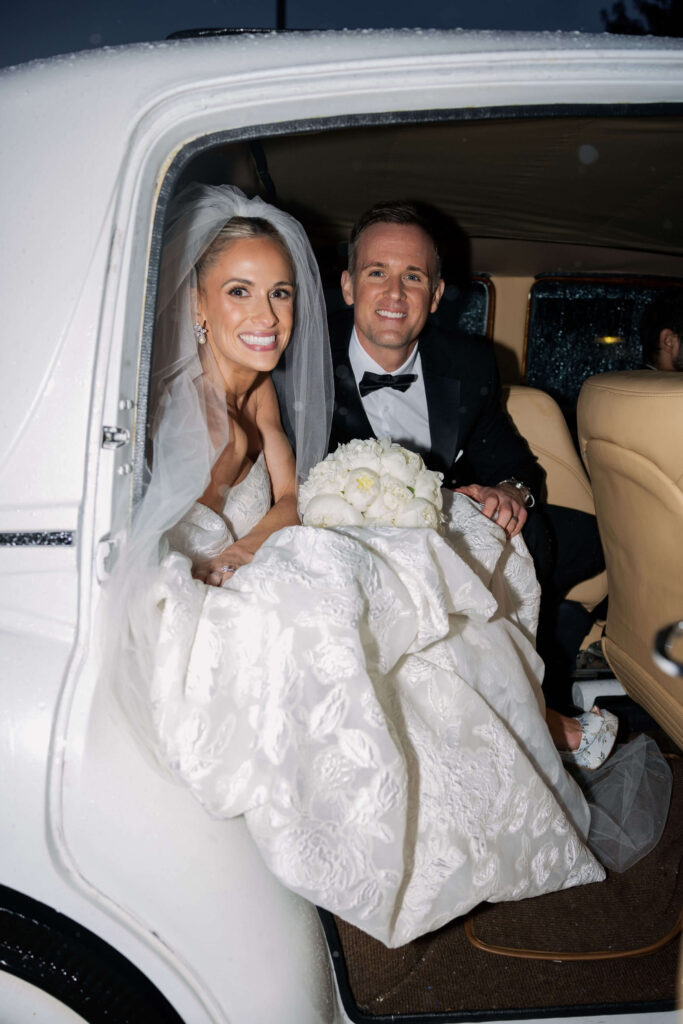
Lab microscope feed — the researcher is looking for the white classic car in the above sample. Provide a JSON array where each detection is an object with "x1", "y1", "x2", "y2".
[{"x1": 0, "y1": 28, "x2": 681, "y2": 1024}]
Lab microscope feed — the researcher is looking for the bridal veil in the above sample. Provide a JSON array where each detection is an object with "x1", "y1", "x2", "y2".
[{"x1": 110, "y1": 184, "x2": 333, "y2": 748}]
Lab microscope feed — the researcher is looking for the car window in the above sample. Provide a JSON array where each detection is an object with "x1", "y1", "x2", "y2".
[{"x1": 525, "y1": 275, "x2": 683, "y2": 414}]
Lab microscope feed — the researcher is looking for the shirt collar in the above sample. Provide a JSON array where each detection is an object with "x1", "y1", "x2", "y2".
[{"x1": 349, "y1": 327, "x2": 421, "y2": 379}]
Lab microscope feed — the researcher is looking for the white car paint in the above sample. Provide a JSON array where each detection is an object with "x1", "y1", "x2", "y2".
[{"x1": 0, "y1": 29, "x2": 680, "y2": 1022}]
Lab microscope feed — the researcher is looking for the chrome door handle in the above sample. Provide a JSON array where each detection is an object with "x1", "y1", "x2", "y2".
[{"x1": 102, "y1": 425, "x2": 130, "y2": 450}]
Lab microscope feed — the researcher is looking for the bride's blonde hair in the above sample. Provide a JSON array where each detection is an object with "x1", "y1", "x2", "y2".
[{"x1": 196, "y1": 216, "x2": 294, "y2": 284}]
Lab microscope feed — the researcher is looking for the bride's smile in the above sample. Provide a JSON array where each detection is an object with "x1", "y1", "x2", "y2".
[{"x1": 196, "y1": 235, "x2": 294, "y2": 388}]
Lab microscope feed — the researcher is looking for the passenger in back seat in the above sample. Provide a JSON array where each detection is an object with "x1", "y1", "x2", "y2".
[
  {"x1": 640, "y1": 292, "x2": 683, "y2": 372},
  {"x1": 328, "y1": 200, "x2": 605, "y2": 718}
]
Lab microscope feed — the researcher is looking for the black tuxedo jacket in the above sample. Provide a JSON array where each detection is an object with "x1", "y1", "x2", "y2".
[{"x1": 328, "y1": 310, "x2": 543, "y2": 495}]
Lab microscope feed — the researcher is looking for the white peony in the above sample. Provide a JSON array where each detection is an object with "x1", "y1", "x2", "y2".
[
  {"x1": 395, "y1": 498, "x2": 441, "y2": 529},
  {"x1": 336, "y1": 438, "x2": 384, "y2": 473},
  {"x1": 298, "y1": 462, "x2": 347, "y2": 515},
  {"x1": 307, "y1": 454, "x2": 342, "y2": 479},
  {"x1": 413, "y1": 470, "x2": 445, "y2": 509},
  {"x1": 301, "y1": 494, "x2": 364, "y2": 527},
  {"x1": 380, "y1": 445, "x2": 423, "y2": 485},
  {"x1": 299, "y1": 440, "x2": 443, "y2": 532},
  {"x1": 381, "y1": 475, "x2": 414, "y2": 510},
  {"x1": 363, "y1": 493, "x2": 397, "y2": 526},
  {"x1": 343, "y1": 468, "x2": 381, "y2": 510}
]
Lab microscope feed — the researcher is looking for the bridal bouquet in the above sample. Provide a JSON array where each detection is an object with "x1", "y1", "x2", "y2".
[{"x1": 299, "y1": 438, "x2": 444, "y2": 529}]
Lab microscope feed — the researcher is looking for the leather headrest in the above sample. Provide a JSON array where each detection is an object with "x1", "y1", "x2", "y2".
[{"x1": 578, "y1": 371, "x2": 683, "y2": 490}]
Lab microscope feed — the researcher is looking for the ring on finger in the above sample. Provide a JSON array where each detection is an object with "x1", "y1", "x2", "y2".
[{"x1": 219, "y1": 564, "x2": 237, "y2": 573}]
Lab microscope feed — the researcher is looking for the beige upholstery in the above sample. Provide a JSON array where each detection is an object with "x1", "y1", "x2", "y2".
[
  {"x1": 578, "y1": 371, "x2": 683, "y2": 748},
  {"x1": 504, "y1": 385, "x2": 608, "y2": 609}
]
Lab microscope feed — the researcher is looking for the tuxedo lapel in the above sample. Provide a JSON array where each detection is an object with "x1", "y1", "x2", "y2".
[
  {"x1": 334, "y1": 359, "x2": 375, "y2": 441},
  {"x1": 329, "y1": 311, "x2": 376, "y2": 444},
  {"x1": 420, "y1": 331, "x2": 462, "y2": 476}
]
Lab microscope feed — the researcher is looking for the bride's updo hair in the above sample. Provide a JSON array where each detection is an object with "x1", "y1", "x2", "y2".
[{"x1": 196, "y1": 216, "x2": 295, "y2": 285}]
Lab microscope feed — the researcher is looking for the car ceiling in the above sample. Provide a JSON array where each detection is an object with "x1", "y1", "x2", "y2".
[{"x1": 187, "y1": 111, "x2": 683, "y2": 280}]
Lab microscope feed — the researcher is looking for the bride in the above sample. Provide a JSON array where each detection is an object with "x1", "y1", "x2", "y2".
[{"x1": 118, "y1": 183, "x2": 607, "y2": 949}]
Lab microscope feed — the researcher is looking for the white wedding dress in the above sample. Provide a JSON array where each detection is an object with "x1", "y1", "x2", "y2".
[{"x1": 150, "y1": 454, "x2": 604, "y2": 948}]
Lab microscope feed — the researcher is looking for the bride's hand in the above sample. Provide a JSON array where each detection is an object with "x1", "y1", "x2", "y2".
[
  {"x1": 454, "y1": 483, "x2": 527, "y2": 538},
  {"x1": 192, "y1": 541, "x2": 254, "y2": 587}
]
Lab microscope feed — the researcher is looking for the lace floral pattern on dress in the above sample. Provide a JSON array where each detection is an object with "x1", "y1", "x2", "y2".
[
  {"x1": 222, "y1": 452, "x2": 271, "y2": 542},
  {"x1": 155, "y1": 477, "x2": 604, "y2": 948}
]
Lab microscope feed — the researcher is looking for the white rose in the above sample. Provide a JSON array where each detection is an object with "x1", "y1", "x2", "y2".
[
  {"x1": 302, "y1": 494, "x2": 364, "y2": 527},
  {"x1": 382, "y1": 475, "x2": 414, "y2": 510},
  {"x1": 380, "y1": 446, "x2": 422, "y2": 485},
  {"x1": 343, "y1": 468, "x2": 381, "y2": 510},
  {"x1": 413, "y1": 469, "x2": 444, "y2": 509},
  {"x1": 395, "y1": 497, "x2": 440, "y2": 529}
]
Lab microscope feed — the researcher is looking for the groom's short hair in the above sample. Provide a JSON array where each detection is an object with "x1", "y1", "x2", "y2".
[{"x1": 347, "y1": 200, "x2": 442, "y2": 286}]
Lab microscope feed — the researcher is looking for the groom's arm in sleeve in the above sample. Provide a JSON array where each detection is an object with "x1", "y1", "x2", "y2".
[{"x1": 454, "y1": 338, "x2": 544, "y2": 537}]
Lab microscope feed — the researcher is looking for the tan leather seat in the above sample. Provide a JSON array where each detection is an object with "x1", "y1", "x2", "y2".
[
  {"x1": 578, "y1": 371, "x2": 683, "y2": 748},
  {"x1": 504, "y1": 385, "x2": 608, "y2": 609}
]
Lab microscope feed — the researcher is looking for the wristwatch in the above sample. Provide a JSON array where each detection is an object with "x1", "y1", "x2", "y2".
[{"x1": 497, "y1": 478, "x2": 535, "y2": 508}]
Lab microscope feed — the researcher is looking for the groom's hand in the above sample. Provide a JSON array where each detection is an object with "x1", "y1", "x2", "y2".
[{"x1": 454, "y1": 483, "x2": 527, "y2": 538}]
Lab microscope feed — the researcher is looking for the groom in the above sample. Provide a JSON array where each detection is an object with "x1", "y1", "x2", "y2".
[{"x1": 328, "y1": 200, "x2": 604, "y2": 707}]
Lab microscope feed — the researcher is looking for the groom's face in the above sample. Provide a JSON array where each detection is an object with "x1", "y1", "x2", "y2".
[{"x1": 341, "y1": 222, "x2": 444, "y2": 371}]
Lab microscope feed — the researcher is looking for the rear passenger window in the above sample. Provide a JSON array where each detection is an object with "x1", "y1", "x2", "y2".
[
  {"x1": 430, "y1": 275, "x2": 493, "y2": 337},
  {"x1": 525, "y1": 275, "x2": 683, "y2": 412}
]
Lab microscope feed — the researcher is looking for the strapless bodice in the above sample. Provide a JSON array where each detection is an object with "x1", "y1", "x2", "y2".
[
  {"x1": 166, "y1": 453, "x2": 271, "y2": 562},
  {"x1": 221, "y1": 452, "x2": 271, "y2": 540}
]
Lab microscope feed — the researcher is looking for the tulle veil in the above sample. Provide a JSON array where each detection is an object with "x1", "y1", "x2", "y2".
[{"x1": 107, "y1": 183, "x2": 333, "y2": 753}]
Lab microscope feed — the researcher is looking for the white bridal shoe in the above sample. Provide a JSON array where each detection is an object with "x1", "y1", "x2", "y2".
[{"x1": 561, "y1": 705, "x2": 619, "y2": 769}]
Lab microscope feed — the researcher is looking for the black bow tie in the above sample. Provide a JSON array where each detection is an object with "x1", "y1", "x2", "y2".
[{"x1": 358, "y1": 371, "x2": 418, "y2": 397}]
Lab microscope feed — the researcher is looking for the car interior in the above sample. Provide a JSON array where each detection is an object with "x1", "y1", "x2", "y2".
[{"x1": 149, "y1": 106, "x2": 683, "y2": 1021}]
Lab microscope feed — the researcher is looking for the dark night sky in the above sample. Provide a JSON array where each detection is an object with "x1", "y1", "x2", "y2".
[{"x1": 4, "y1": 0, "x2": 617, "y2": 69}]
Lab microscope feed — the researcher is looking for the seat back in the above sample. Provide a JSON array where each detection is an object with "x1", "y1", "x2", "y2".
[
  {"x1": 504, "y1": 385, "x2": 607, "y2": 609},
  {"x1": 578, "y1": 371, "x2": 683, "y2": 747}
]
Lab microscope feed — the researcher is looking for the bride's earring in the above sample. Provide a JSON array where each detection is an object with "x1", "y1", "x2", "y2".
[{"x1": 193, "y1": 320, "x2": 207, "y2": 345}]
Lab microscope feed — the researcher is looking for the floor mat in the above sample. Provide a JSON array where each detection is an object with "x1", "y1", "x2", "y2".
[{"x1": 330, "y1": 752, "x2": 681, "y2": 1018}]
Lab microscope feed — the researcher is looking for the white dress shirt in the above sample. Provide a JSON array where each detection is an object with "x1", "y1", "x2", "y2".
[{"x1": 348, "y1": 328, "x2": 432, "y2": 453}]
